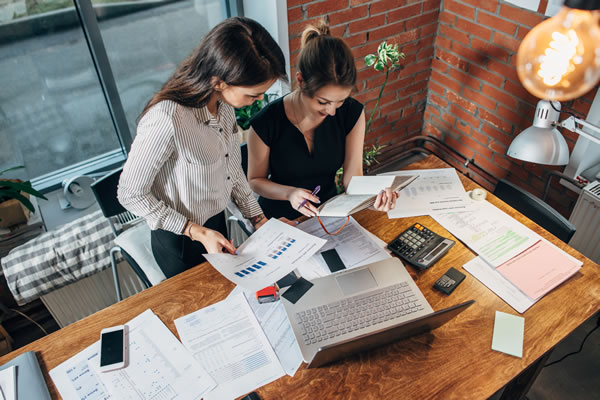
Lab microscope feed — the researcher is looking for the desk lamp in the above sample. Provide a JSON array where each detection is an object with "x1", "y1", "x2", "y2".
[{"x1": 509, "y1": 0, "x2": 600, "y2": 165}]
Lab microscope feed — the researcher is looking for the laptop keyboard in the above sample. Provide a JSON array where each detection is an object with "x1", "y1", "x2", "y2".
[{"x1": 294, "y1": 282, "x2": 424, "y2": 346}]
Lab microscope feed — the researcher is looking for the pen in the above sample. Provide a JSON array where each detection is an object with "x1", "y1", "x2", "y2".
[{"x1": 297, "y1": 185, "x2": 320, "y2": 210}]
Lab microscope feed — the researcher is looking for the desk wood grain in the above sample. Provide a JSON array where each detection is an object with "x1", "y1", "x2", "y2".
[{"x1": 2, "y1": 155, "x2": 599, "y2": 399}]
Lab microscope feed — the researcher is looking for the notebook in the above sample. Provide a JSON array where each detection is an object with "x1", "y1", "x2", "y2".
[
  {"x1": 281, "y1": 258, "x2": 474, "y2": 367},
  {"x1": 317, "y1": 175, "x2": 418, "y2": 217},
  {"x1": 0, "y1": 351, "x2": 51, "y2": 399}
]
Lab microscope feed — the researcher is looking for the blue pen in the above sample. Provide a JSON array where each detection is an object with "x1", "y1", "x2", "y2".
[{"x1": 297, "y1": 185, "x2": 321, "y2": 210}]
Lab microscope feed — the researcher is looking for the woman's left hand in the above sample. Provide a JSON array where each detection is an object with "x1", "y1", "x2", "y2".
[{"x1": 373, "y1": 187, "x2": 399, "y2": 212}]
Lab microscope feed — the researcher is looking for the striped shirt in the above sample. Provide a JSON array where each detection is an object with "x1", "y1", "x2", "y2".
[{"x1": 117, "y1": 100, "x2": 262, "y2": 234}]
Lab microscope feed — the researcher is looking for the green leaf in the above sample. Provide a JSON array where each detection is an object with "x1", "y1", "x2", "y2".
[
  {"x1": 0, "y1": 190, "x2": 35, "y2": 212},
  {"x1": 365, "y1": 54, "x2": 376, "y2": 66},
  {"x1": 0, "y1": 180, "x2": 47, "y2": 200},
  {"x1": 374, "y1": 61, "x2": 384, "y2": 71},
  {"x1": 0, "y1": 166, "x2": 24, "y2": 176}
]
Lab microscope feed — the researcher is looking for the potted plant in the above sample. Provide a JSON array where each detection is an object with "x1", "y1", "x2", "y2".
[
  {"x1": 336, "y1": 41, "x2": 406, "y2": 191},
  {"x1": 235, "y1": 93, "x2": 275, "y2": 143},
  {"x1": 0, "y1": 166, "x2": 47, "y2": 228}
]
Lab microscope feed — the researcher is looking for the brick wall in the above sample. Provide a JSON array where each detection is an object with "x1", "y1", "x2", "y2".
[
  {"x1": 287, "y1": 0, "x2": 599, "y2": 217},
  {"x1": 287, "y1": 0, "x2": 440, "y2": 146}
]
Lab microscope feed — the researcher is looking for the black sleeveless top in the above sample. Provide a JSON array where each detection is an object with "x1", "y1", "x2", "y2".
[{"x1": 250, "y1": 95, "x2": 364, "y2": 219}]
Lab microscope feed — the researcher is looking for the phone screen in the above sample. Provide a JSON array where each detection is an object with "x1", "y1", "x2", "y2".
[{"x1": 100, "y1": 329, "x2": 124, "y2": 366}]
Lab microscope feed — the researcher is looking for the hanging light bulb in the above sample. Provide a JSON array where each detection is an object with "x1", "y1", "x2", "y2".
[{"x1": 516, "y1": 0, "x2": 600, "y2": 101}]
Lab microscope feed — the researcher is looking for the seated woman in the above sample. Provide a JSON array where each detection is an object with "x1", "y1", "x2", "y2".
[{"x1": 248, "y1": 21, "x2": 399, "y2": 220}]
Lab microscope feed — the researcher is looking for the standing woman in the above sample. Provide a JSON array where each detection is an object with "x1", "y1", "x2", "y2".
[
  {"x1": 118, "y1": 17, "x2": 287, "y2": 278},
  {"x1": 247, "y1": 21, "x2": 398, "y2": 220}
]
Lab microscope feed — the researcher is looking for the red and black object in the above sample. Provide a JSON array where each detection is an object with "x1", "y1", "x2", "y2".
[{"x1": 256, "y1": 286, "x2": 279, "y2": 303}]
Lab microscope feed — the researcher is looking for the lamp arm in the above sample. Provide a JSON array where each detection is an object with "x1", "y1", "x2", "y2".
[{"x1": 558, "y1": 116, "x2": 600, "y2": 146}]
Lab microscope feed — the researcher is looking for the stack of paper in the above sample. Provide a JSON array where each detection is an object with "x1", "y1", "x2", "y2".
[{"x1": 433, "y1": 200, "x2": 582, "y2": 313}]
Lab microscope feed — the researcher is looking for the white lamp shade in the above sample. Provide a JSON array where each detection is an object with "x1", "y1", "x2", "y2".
[{"x1": 507, "y1": 125, "x2": 570, "y2": 165}]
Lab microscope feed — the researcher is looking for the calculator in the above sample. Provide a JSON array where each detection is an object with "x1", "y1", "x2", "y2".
[{"x1": 387, "y1": 223, "x2": 455, "y2": 270}]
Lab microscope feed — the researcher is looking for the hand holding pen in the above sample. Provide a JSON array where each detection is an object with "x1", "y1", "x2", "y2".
[{"x1": 290, "y1": 185, "x2": 320, "y2": 217}]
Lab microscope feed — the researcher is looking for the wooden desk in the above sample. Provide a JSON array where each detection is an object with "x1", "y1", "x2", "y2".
[{"x1": 1, "y1": 155, "x2": 599, "y2": 399}]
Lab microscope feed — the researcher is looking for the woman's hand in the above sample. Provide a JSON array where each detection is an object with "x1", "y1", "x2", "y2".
[
  {"x1": 187, "y1": 223, "x2": 237, "y2": 254},
  {"x1": 373, "y1": 187, "x2": 399, "y2": 212},
  {"x1": 279, "y1": 217, "x2": 299, "y2": 227},
  {"x1": 288, "y1": 188, "x2": 320, "y2": 217}
]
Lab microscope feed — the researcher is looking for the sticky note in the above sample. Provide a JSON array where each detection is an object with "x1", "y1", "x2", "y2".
[{"x1": 491, "y1": 311, "x2": 524, "y2": 358}]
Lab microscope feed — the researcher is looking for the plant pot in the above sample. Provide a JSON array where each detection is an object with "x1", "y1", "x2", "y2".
[{"x1": 0, "y1": 195, "x2": 30, "y2": 228}]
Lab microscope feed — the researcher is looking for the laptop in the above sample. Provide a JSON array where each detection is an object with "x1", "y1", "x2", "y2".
[{"x1": 282, "y1": 258, "x2": 474, "y2": 368}]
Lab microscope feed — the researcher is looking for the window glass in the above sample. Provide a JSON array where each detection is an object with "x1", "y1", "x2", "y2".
[
  {"x1": 0, "y1": 0, "x2": 121, "y2": 181},
  {"x1": 94, "y1": 0, "x2": 223, "y2": 135}
]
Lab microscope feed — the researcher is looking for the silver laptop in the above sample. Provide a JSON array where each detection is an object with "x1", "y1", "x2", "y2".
[{"x1": 282, "y1": 258, "x2": 474, "y2": 368}]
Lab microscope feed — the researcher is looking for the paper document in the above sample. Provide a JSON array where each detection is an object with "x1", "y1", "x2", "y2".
[
  {"x1": 88, "y1": 309, "x2": 216, "y2": 400},
  {"x1": 492, "y1": 311, "x2": 525, "y2": 358},
  {"x1": 204, "y1": 218, "x2": 326, "y2": 291},
  {"x1": 0, "y1": 366, "x2": 16, "y2": 400},
  {"x1": 496, "y1": 240, "x2": 581, "y2": 299},
  {"x1": 463, "y1": 256, "x2": 536, "y2": 314},
  {"x1": 317, "y1": 175, "x2": 417, "y2": 217},
  {"x1": 295, "y1": 216, "x2": 391, "y2": 280},
  {"x1": 175, "y1": 292, "x2": 285, "y2": 400},
  {"x1": 382, "y1": 168, "x2": 471, "y2": 218},
  {"x1": 229, "y1": 286, "x2": 303, "y2": 376},
  {"x1": 50, "y1": 342, "x2": 112, "y2": 400},
  {"x1": 432, "y1": 200, "x2": 539, "y2": 267}
]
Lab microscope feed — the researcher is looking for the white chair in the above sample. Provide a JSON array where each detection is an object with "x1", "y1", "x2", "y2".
[{"x1": 91, "y1": 167, "x2": 166, "y2": 301}]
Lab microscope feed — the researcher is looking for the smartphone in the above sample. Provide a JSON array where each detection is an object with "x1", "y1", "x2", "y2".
[{"x1": 99, "y1": 325, "x2": 128, "y2": 372}]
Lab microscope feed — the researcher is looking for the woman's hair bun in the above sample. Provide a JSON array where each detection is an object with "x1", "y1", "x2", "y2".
[{"x1": 301, "y1": 20, "x2": 331, "y2": 48}]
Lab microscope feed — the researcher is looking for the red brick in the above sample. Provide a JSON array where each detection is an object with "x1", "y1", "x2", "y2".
[
  {"x1": 477, "y1": 12, "x2": 517, "y2": 35},
  {"x1": 448, "y1": 67, "x2": 480, "y2": 91},
  {"x1": 430, "y1": 93, "x2": 449, "y2": 108},
  {"x1": 431, "y1": 58, "x2": 448, "y2": 73},
  {"x1": 370, "y1": 0, "x2": 408, "y2": 15},
  {"x1": 350, "y1": 0, "x2": 372, "y2": 5},
  {"x1": 289, "y1": 18, "x2": 322, "y2": 36},
  {"x1": 470, "y1": 38, "x2": 510, "y2": 63},
  {"x1": 479, "y1": 109, "x2": 513, "y2": 132},
  {"x1": 452, "y1": 41, "x2": 489, "y2": 66},
  {"x1": 460, "y1": 0, "x2": 497, "y2": 13},
  {"x1": 492, "y1": 32, "x2": 521, "y2": 53},
  {"x1": 487, "y1": 59, "x2": 519, "y2": 83},
  {"x1": 456, "y1": 17, "x2": 492, "y2": 41},
  {"x1": 494, "y1": 153, "x2": 515, "y2": 171},
  {"x1": 439, "y1": 11, "x2": 456, "y2": 26},
  {"x1": 463, "y1": 87, "x2": 496, "y2": 111},
  {"x1": 289, "y1": 36, "x2": 301, "y2": 54},
  {"x1": 447, "y1": 90, "x2": 477, "y2": 113},
  {"x1": 420, "y1": 22, "x2": 438, "y2": 37},
  {"x1": 439, "y1": 24, "x2": 470, "y2": 46},
  {"x1": 432, "y1": 70, "x2": 462, "y2": 93},
  {"x1": 288, "y1": 7, "x2": 303, "y2": 23},
  {"x1": 435, "y1": 113, "x2": 455, "y2": 130},
  {"x1": 406, "y1": 11, "x2": 440, "y2": 31},
  {"x1": 468, "y1": 63, "x2": 503, "y2": 87},
  {"x1": 423, "y1": 0, "x2": 442, "y2": 12},
  {"x1": 348, "y1": 14, "x2": 387, "y2": 34},
  {"x1": 444, "y1": 135, "x2": 476, "y2": 159},
  {"x1": 504, "y1": 80, "x2": 539, "y2": 104},
  {"x1": 387, "y1": 29, "x2": 420, "y2": 46},
  {"x1": 451, "y1": 104, "x2": 481, "y2": 128},
  {"x1": 389, "y1": 4, "x2": 423, "y2": 23},
  {"x1": 437, "y1": 48, "x2": 468, "y2": 71},
  {"x1": 476, "y1": 156, "x2": 509, "y2": 180},
  {"x1": 331, "y1": 25, "x2": 346, "y2": 38},
  {"x1": 463, "y1": 135, "x2": 493, "y2": 159},
  {"x1": 370, "y1": 21, "x2": 404, "y2": 41},
  {"x1": 444, "y1": 0, "x2": 475, "y2": 20},
  {"x1": 429, "y1": 80, "x2": 444, "y2": 95},
  {"x1": 288, "y1": 0, "x2": 308, "y2": 7},
  {"x1": 489, "y1": 139, "x2": 507, "y2": 154},
  {"x1": 471, "y1": 128, "x2": 489, "y2": 145},
  {"x1": 516, "y1": 26, "x2": 529, "y2": 40},
  {"x1": 329, "y1": 5, "x2": 369, "y2": 26},
  {"x1": 481, "y1": 84, "x2": 518, "y2": 109},
  {"x1": 457, "y1": 120, "x2": 472, "y2": 136},
  {"x1": 435, "y1": 35, "x2": 452, "y2": 51},
  {"x1": 417, "y1": 46, "x2": 435, "y2": 61},
  {"x1": 401, "y1": 59, "x2": 432, "y2": 77},
  {"x1": 482, "y1": 123, "x2": 514, "y2": 146},
  {"x1": 307, "y1": 0, "x2": 349, "y2": 17},
  {"x1": 499, "y1": 4, "x2": 544, "y2": 28},
  {"x1": 344, "y1": 32, "x2": 367, "y2": 48}
]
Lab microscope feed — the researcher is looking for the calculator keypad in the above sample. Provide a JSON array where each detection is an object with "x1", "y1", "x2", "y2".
[{"x1": 387, "y1": 223, "x2": 453, "y2": 270}]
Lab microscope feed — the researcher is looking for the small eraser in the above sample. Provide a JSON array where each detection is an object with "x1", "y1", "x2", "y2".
[{"x1": 470, "y1": 188, "x2": 487, "y2": 201}]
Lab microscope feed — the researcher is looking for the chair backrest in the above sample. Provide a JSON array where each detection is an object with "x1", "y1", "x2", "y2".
[
  {"x1": 493, "y1": 179, "x2": 576, "y2": 243},
  {"x1": 91, "y1": 167, "x2": 138, "y2": 236}
]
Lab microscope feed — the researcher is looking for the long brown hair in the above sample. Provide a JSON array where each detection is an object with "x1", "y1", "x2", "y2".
[
  {"x1": 140, "y1": 17, "x2": 287, "y2": 119},
  {"x1": 298, "y1": 21, "x2": 356, "y2": 97}
]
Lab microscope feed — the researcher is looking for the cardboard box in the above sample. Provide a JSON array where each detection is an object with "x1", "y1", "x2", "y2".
[{"x1": 0, "y1": 196, "x2": 31, "y2": 229}]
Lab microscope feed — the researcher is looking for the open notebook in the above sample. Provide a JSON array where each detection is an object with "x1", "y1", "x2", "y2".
[{"x1": 317, "y1": 175, "x2": 418, "y2": 217}]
